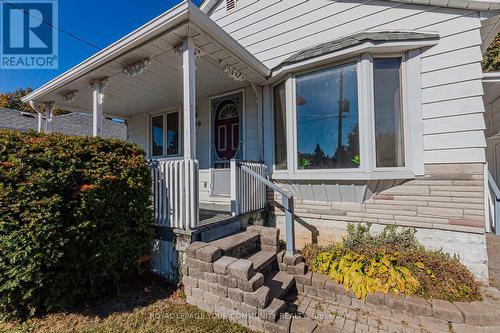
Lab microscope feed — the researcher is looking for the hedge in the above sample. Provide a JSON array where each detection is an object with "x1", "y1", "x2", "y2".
[{"x1": 0, "y1": 130, "x2": 154, "y2": 318}]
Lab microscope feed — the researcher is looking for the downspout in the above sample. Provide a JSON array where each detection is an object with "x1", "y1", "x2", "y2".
[{"x1": 29, "y1": 100, "x2": 43, "y2": 132}]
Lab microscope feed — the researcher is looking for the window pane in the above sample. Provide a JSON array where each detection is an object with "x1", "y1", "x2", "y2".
[
  {"x1": 152, "y1": 115, "x2": 164, "y2": 157},
  {"x1": 166, "y1": 112, "x2": 179, "y2": 156},
  {"x1": 296, "y1": 62, "x2": 359, "y2": 169},
  {"x1": 374, "y1": 58, "x2": 404, "y2": 167},
  {"x1": 273, "y1": 82, "x2": 287, "y2": 170}
]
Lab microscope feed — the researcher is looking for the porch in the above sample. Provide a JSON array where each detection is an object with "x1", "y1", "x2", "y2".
[{"x1": 21, "y1": 1, "x2": 296, "y2": 280}]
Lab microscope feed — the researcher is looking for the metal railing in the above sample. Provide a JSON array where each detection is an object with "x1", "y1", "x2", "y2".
[
  {"x1": 488, "y1": 171, "x2": 500, "y2": 235},
  {"x1": 230, "y1": 159, "x2": 296, "y2": 255},
  {"x1": 150, "y1": 158, "x2": 199, "y2": 230}
]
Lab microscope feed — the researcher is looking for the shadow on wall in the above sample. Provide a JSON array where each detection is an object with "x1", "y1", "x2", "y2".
[{"x1": 274, "y1": 179, "x2": 407, "y2": 203}]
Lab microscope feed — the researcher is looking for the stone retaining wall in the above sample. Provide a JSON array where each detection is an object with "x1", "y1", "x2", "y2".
[{"x1": 287, "y1": 260, "x2": 500, "y2": 333}]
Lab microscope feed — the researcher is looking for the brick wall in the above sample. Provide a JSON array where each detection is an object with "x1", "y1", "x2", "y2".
[{"x1": 271, "y1": 163, "x2": 485, "y2": 234}]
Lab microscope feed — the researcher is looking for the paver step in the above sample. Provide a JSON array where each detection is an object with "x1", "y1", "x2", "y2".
[
  {"x1": 209, "y1": 230, "x2": 259, "y2": 258},
  {"x1": 244, "y1": 250, "x2": 277, "y2": 273},
  {"x1": 265, "y1": 270, "x2": 295, "y2": 300}
]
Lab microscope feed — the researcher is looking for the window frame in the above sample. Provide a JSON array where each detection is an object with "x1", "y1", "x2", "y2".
[
  {"x1": 270, "y1": 52, "x2": 417, "y2": 180},
  {"x1": 150, "y1": 107, "x2": 182, "y2": 159}
]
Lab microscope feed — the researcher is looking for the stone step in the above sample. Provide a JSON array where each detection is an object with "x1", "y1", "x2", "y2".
[
  {"x1": 209, "y1": 230, "x2": 260, "y2": 258},
  {"x1": 244, "y1": 250, "x2": 277, "y2": 274},
  {"x1": 265, "y1": 270, "x2": 295, "y2": 300}
]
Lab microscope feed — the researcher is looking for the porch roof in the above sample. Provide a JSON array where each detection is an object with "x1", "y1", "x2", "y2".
[{"x1": 22, "y1": 1, "x2": 270, "y2": 118}]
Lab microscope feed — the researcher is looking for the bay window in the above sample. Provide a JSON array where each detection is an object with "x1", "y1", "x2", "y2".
[
  {"x1": 151, "y1": 110, "x2": 181, "y2": 158},
  {"x1": 295, "y1": 62, "x2": 359, "y2": 170},
  {"x1": 271, "y1": 53, "x2": 414, "y2": 178}
]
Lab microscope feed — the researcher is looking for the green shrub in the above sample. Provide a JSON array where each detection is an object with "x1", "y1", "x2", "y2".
[
  {"x1": 302, "y1": 223, "x2": 481, "y2": 302},
  {"x1": 0, "y1": 130, "x2": 154, "y2": 318}
]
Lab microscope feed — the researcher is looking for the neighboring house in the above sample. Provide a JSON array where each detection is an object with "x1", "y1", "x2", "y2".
[
  {"x1": 21, "y1": 0, "x2": 500, "y2": 283},
  {"x1": 0, "y1": 108, "x2": 127, "y2": 140}
]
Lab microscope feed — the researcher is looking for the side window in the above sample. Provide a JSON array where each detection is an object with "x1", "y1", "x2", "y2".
[
  {"x1": 273, "y1": 82, "x2": 287, "y2": 170},
  {"x1": 373, "y1": 58, "x2": 404, "y2": 168},
  {"x1": 151, "y1": 111, "x2": 180, "y2": 157},
  {"x1": 151, "y1": 115, "x2": 163, "y2": 157}
]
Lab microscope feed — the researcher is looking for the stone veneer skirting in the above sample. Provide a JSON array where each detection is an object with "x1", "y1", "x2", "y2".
[{"x1": 270, "y1": 163, "x2": 489, "y2": 281}]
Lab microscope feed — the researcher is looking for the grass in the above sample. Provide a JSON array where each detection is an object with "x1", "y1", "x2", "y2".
[{"x1": 0, "y1": 276, "x2": 252, "y2": 333}]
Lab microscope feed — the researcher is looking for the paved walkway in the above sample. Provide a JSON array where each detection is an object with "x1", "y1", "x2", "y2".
[{"x1": 487, "y1": 233, "x2": 500, "y2": 288}]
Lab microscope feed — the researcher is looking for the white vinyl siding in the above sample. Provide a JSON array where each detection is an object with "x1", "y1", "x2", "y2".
[{"x1": 209, "y1": 0, "x2": 487, "y2": 164}]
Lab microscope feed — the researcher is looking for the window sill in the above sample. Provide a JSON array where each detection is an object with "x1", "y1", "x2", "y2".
[{"x1": 270, "y1": 170, "x2": 415, "y2": 181}]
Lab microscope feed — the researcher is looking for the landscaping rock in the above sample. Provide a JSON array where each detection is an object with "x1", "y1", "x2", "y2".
[
  {"x1": 195, "y1": 245, "x2": 222, "y2": 263},
  {"x1": 455, "y1": 301, "x2": 500, "y2": 326},
  {"x1": 228, "y1": 259, "x2": 254, "y2": 280},
  {"x1": 311, "y1": 272, "x2": 328, "y2": 289},
  {"x1": 404, "y1": 295, "x2": 432, "y2": 316},
  {"x1": 244, "y1": 286, "x2": 271, "y2": 309},
  {"x1": 218, "y1": 274, "x2": 238, "y2": 288},
  {"x1": 210, "y1": 282, "x2": 228, "y2": 298},
  {"x1": 188, "y1": 267, "x2": 204, "y2": 279},
  {"x1": 204, "y1": 272, "x2": 218, "y2": 283},
  {"x1": 290, "y1": 316, "x2": 318, "y2": 333},
  {"x1": 213, "y1": 256, "x2": 238, "y2": 274},
  {"x1": 228, "y1": 287, "x2": 244, "y2": 302},
  {"x1": 325, "y1": 279, "x2": 344, "y2": 294},
  {"x1": 258, "y1": 299, "x2": 285, "y2": 322},
  {"x1": 283, "y1": 253, "x2": 303, "y2": 266},
  {"x1": 432, "y1": 299, "x2": 464, "y2": 323},
  {"x1": 366, "y1": 292, "x2": 386, "y2": 306},
  {"x1": 248, "y1": 315, "x2": 266, "y2": 332},
  {"x1": 186, "y1": 242, "x2": 207, "y2": 258},
  {"x1": 236, "y1": 301, "x2": 258, "y2": 316},
  {"x1": 185, "y1": 257, "x2": 213, "y2": 273},
  {"x1": 287, "y1": 262, "x2": 306, "y2": 275},
  {"x1": 296, "y1": 271, "x2": 313, "y2": 286},
  {"x1": 385, "y1": 293, "x2": 405, "y2": 310},
  {"x1": 264, "y1": 316, "x2": 291, "y2": 333},
  {"x1": 238, "y1": 272, "x2": 264, "y2": 292},
  {"x1": 182, "y1": 276, "x2": 198, "y2": 288}
]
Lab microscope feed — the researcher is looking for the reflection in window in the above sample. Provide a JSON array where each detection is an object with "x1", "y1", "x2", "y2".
[
  {"x1": 152, "y1": 115, "x2": 164, "y2": 157},
  {"x1": 273, "y1": 82, "x2": 287, "y2": 170},
  {"x1": 374, "y1": 58, "x2": 404, "y2": 167},
  {"x1": 166, "y1": 112, "x2": 179, "y2": 156},
  {"x1": 296, "y1": 63, "x2": 359, "y2": 169}
]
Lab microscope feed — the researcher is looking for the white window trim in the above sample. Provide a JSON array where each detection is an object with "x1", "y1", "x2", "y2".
[
  {"x1": 269, "y1": 50, "x2": 424, "y2": 181},
  {"x1": 149, "y1": 106, "x2": 182, "y2": 159}
]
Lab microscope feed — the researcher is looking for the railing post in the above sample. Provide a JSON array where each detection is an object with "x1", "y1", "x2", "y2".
[
  {"x1": 283, "y1": 195, "x2": 295, "y2": 256},
  {"x1": 230, "y1": 159, "x2": 239, "y2": 216}
]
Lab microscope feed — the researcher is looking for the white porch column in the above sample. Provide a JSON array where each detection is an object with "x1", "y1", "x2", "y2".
[
  {"x1": 91, "y1": 78, "x2": 108, "y2": 137},
  {"x1": 182, "y1": 38, "x2": 196, "y2": 160},
  {"x1": 43, "y1": 102, "x2": 55, "y2": 132}
]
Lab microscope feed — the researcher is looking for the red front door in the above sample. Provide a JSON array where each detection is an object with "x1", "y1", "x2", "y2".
[{"x1": 214, "y1": 99, "x2": 240, "y2": 161}]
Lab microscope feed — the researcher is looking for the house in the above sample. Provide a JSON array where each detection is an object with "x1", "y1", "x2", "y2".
[
  {"x1": 0, "y1": 107, "x2": 127, "y2": 140},
  {"x1": 22, "y1": 0, "x2": 500, "y2": 286}
]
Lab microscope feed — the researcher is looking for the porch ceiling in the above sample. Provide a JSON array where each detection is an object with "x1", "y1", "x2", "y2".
[{"x1": 22, "y1": 1, "x2": 269, "y2": 118}]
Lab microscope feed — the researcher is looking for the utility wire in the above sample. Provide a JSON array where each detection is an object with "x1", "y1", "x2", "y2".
[{"x1": 2, "y1": 0, "x2": 103, "y2": 51}]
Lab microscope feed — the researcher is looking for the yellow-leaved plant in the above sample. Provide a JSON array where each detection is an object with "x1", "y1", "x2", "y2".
[{"x1": 312, "y1": 250, "x2": 420, "y2": 300}]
